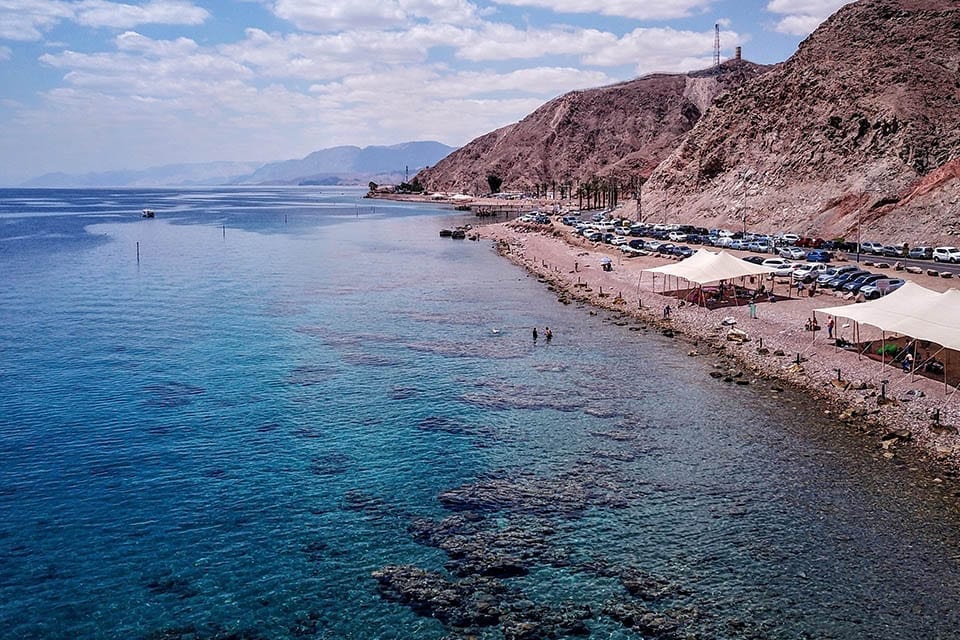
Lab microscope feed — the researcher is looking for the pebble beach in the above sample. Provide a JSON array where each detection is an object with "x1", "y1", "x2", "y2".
[{"x1": 478, "y1": 217, "x2": 960, "y2": 474}]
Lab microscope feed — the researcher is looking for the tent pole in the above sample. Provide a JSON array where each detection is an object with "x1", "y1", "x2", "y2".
[{"x1": 881, "y1": 331, "x2": 885, "y2": 370}]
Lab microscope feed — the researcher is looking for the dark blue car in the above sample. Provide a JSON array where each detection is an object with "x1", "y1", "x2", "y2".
[{"x1": 806, "y1": 249, "x2": 832, "y2": 263}]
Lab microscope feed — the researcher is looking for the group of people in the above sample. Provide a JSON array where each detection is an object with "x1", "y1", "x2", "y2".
[{"x1": 532, "y1": 326, "x2": 553, "y2": 342}]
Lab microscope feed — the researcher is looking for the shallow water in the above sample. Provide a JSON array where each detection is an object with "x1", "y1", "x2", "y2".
[{"x1": 1, "y1": 187, "x2": 959, "y2": 639}]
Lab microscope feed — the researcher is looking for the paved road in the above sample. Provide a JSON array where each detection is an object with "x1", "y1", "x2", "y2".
[{"x1": 840, "y1": 252, "x2": 960, "y2": 276}]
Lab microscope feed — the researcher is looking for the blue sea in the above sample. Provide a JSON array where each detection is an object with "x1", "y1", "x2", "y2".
[{"x1": 2, "y1": 187, "x2": 960, "y2": 640}]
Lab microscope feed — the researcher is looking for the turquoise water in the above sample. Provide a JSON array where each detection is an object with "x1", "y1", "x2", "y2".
[{"x1": 2, "y1": 187, "x2": 960, "y2": 639}]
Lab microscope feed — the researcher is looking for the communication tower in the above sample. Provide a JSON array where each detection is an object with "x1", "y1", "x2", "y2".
[{"x1": 714, "y1": 24, "x2": 721, "y2": 67}]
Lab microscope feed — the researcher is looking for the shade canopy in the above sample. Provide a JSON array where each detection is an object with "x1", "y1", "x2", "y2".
[
  {"x1": 644, "y1": 250, "x2": 777, "y2": 285},
  {"x1": 815, "y1": 282, "x2": 960, "y2": 351}
]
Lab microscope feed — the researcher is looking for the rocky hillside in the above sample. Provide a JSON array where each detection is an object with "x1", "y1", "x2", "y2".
[
  {"x1": 643, "y1": 0, "x2": 960, "y2": 243},
  {"x1": 416, "y1": 59, "x2": 771, "y2": 196}
]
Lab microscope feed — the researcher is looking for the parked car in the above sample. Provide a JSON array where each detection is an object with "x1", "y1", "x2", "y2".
[
  {"x1": 825, "y1": 269, "x2": 869, "y2": 289},
  {"x1": 860, "y1": 278, "x2": 906, "y2": 299},
  {"x1": 805, "y1": 249, "x2": 833, "y2": 263},
  {"x1": 908, "y1": 246, "x2": 933, "y2": 260},
  {"x1": 671, "y1": 245, "x2": 695, "y2": 258},
  {"x1": 762, "y1": 258, "x2": 795, "y2": 277},
  {"x1": 933, "y1": 246, "x2": 960, "y2": 263},
  {"x1": 742, "y1": 255, "x2": 766, "y2": 265},
  {"x1": 842, "y1": 273, "x2": 885, "y2": 293},
  {"x1": 792, "y1": 263, "x2": 831, "y2": 283},
  {"x1": 779, "y1": 247, "x2": 807, "y2": 260},
  {"x1": 780, "y1": 233, "x2": 801, "y2": 245},
  {"x1": 881, "y1": 244, "x2": 908, "y2": 258},
  {"x1": 859, "y1": 241, "x2": 885, "y2": 255},
  {"x1": 817, "y1": 264, "x2": 858, "y2": 286},
  {"x1": 667, "y1": 231, "x2": 688, "y2": 242},
  {"x1": 657, "y1": 243, "x2": 677, "y2": 254},
  {"x1": 610, "y1": 235, "x2": 629, "y2": 246}
]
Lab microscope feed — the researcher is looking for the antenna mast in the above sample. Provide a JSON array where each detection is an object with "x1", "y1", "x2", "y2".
[{"x1": 714, "y1": 24, "x2": 721, "y2": 67}]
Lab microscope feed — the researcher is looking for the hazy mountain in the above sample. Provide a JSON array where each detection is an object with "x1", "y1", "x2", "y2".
[
  {"x1": 20, "y1": 141, "x2": 455, "y2": 188},
  {"x1": 236, "y1": 141, "x2": 455, "y2": 184},
  {"x1": 22, "y1": 161, "x2": 263, "y2": 188}
]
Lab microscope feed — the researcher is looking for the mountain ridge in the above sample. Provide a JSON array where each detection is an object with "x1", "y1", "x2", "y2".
[{"x1": 20, "y1": 141, "x2": 455, "y2": 188}]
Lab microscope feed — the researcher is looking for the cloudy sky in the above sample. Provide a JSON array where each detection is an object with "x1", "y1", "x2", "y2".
[{"x1": 0, "y1": 0, "x2": 852, "y2": 184}]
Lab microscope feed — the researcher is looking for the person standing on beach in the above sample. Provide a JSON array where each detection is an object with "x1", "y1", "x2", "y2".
[{"x1": 827, "y1": 315, "x2": 835, "y2": 339}]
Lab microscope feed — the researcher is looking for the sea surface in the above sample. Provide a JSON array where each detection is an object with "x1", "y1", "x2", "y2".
[{"x1": 2, "y1": 187, "x2": 960, "y2": 639}]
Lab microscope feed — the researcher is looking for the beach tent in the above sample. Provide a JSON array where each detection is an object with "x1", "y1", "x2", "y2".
[
  {"x1": 644, "y1": 250, "x2": 777, "y2": 285},
  {"x1": 815, "y1": 283, "x2": 960, "y2": 351},
  {"x1": 643, "y1": 250, "x2": 780, "y2": 307},
  {"x1": 815, "y1": 283, "x2": 960, "y2": 391}
]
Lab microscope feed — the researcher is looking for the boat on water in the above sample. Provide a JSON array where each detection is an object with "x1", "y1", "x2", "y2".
[
  {"x1": 451, "y1": 228, "x2": 466, "y2": 239},
  {"x1": 439, "y1": 229, "x2": 453, "y2": 237},
  {"x1": 141, "y1": 209, "x2": 155, "y2": 218}
]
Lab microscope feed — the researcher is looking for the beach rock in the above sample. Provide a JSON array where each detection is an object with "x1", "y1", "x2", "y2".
[
  {"x1": 773, "y1": 349, "x2": 786, "y2": 356},
  {"x1": 906, "y1": 265, "x2": 924, "y2": 274},
  {"x1": 372, "y1": 565, "x2": 505, "y2": 628},
  {"x1": 882, "y1": 429, "x2": 912, "y2": 442},
  {"x1": 602, "y1": 601, "x2": 679, "y2": 637}
]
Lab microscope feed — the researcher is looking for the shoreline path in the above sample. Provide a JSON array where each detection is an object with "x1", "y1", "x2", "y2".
[{"x1": 478, "y1": 219, "x2": 960, "y2": 475}]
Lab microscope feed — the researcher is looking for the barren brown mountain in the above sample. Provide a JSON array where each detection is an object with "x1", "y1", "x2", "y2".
[
  {"x1": 416, "y1": 58, "x2": 770, "y2": 197},
  {"x1": 643, "y1": 0, "x2": 960, "y2": 243}
]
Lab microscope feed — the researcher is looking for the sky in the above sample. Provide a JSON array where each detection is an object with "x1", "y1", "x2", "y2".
[{"x1": 0, "y1": 0, "x2": 853, "y2": 185}]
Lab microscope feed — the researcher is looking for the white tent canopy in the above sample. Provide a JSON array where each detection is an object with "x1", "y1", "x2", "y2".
[
  {"x1": 815, "y1": 282, "x2": 960, "y2": 352},
  {"x1": 644, "y1": 250, "x2": 777, "y2": 285}
]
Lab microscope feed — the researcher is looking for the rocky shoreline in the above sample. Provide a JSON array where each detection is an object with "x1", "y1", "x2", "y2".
[{"x1": 476, "y1": 219, "x2": 960, "y2": 475}]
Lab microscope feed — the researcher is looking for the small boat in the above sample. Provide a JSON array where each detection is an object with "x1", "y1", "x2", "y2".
[
  {"x1": 141, "y1": 209, "x2": 155, "y2": 218},
  {"x1": 451, "y1": 228, "x2": 466, "y2": 239},
  {"x1": 439, "y1": 229, "x2": 453, "y2": 237}
]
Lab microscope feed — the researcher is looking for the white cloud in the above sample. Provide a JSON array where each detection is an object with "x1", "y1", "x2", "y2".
[
  {"x1": 0, "y1": 0, "x2": 208, "y2": 42},
  {"x1": 586, "y1": 26, "x2": 731, "y2": 73},
  {"x1": 0, "y1": 44, "x2": 12, "y2": 60},
  {"x1": 0, "y1": 1, "x2": 73, "y2": 41},
  {"x1": 491, "y1": 0, "x2": 714, "y2": 20},
  {"x1": 453, "y1": 22, "x2": 616, "y2": 61},
  {"x1": 270, "y1": 0, "x2": 481, "y2": 33},
  {"x1": 765, "y1": 0, "x2": 851, "y2": 36},
  {"x1": 74, "y1": 0, "x2": 208, "y2": 28}
]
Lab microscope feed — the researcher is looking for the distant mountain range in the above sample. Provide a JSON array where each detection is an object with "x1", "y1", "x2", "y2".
[{"x1": 21, "y1": 141, "x2": 455, "y2": 188}]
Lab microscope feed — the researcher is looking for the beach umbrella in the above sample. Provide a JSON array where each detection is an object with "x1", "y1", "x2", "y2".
[{"x1": 599, "y1": 257, "x2": 612, "y2": 264}]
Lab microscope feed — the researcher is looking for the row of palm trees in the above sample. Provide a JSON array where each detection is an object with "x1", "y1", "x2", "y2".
[{"x1": 524, "y1": 176, "x2": 646, "y2": 211}]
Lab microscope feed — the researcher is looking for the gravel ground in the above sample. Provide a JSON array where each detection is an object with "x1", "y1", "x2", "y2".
[{"x1": 479, "y1": 220, "x2": 960, "y2": 473}]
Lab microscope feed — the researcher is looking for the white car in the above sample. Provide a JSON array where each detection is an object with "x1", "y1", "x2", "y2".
[
  {"x1": 667, "y1": 231, "x2": 688, "y2": 242},
  {"x1": 780, "y1": 233, "x2": 801, "y2": 245},
  {"x1": 779, "y1": 247, "x2": 807, "y2": 260},
  {"x1": 792, "y1": 263, "x2": 830, "y2": 282},
  {"x1": 762, "y1": 258, "x2": 795, "y2": 277},
  {"x1": 933, "y1": 246, "x2": 960, "y2": 263},
  {"x1": 610, "y1": 235, "x2": 629, "y2": 246}
]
